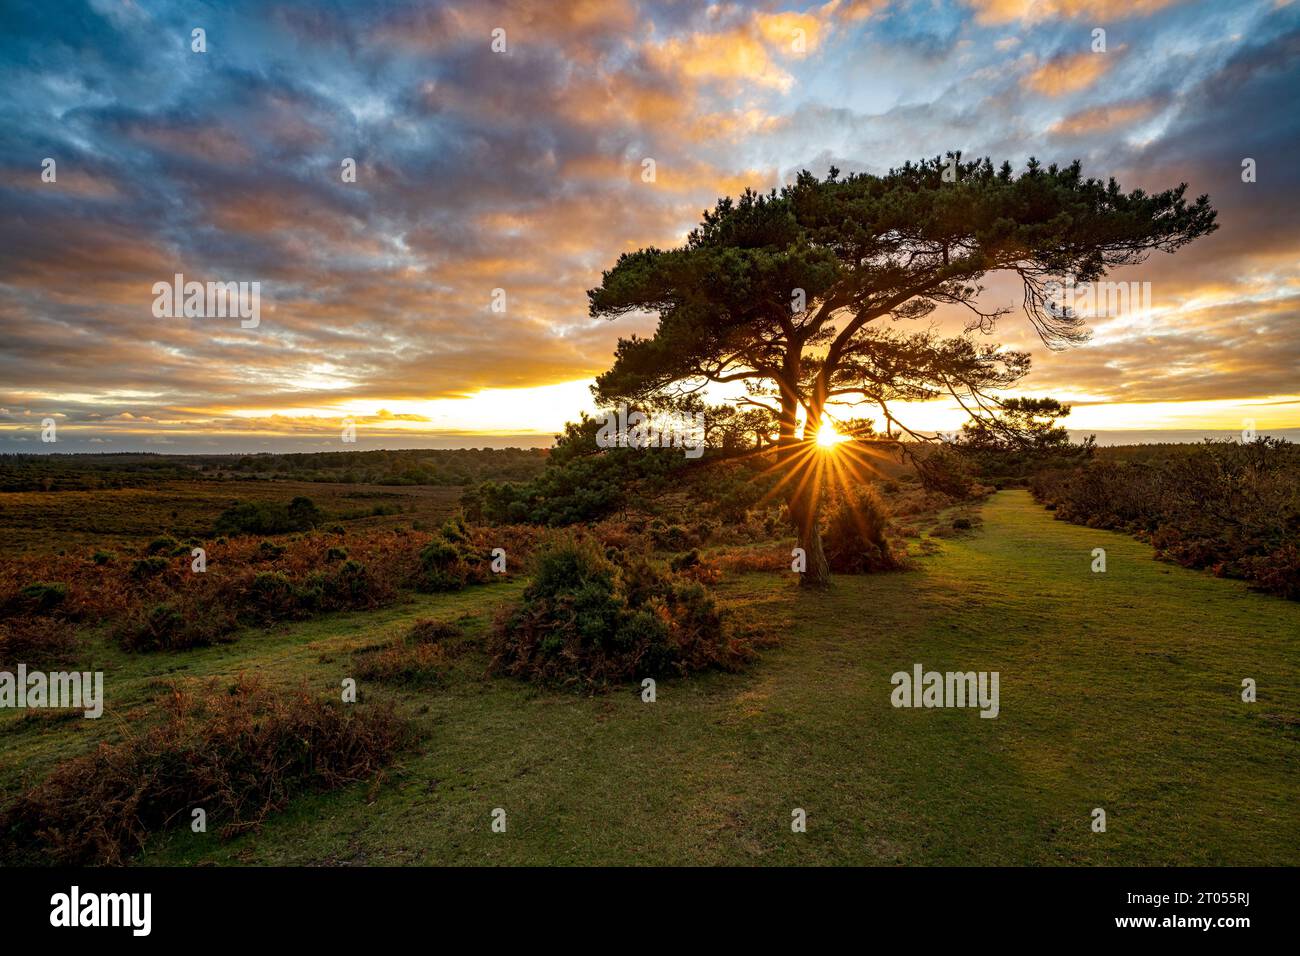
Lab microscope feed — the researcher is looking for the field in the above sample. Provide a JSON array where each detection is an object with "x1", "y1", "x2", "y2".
[
  {"x1": 0, "y1": 481, "x2": 465, "y2": 557},
  {"x1": 3, "y1": 489, "x2": 1295, "y2": 865}
]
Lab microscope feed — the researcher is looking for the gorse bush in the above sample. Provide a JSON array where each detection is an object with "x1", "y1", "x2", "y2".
[
  {"x1": 0, "y1": 676, "x2": 412, "y2": 865},
  {"x1": 310, "y1": 559, "x2": 392, "y2": 611},
  {"x1": 245, "y1": 571, "x2": 301, "y2": 623},
  {"x1": 1031, "y1": 438, "x2": 1300, "y2": 599},
  {"x1": 412, "y1": 521, "x2": 511, "y2": 593},
  {"x1": 113, "y1": 597, "x2": 237, "y2": 652},
  {"x1": 490, "y1": 536, "x2": 749, "y2": 688},
  {"x1": 130, "y1": 556, "x2": 169, "y2": 579},
  {"x1": 145, "y1": 536, "x2": 179, "y2": 555},
  {"x1": 416, "y1": 538, "x2": 471, "y2": 592},
  {"x1": 3, "y1": 582, "x2": 69, "y2": 617},
  {"x1": 823, "y1": 487, "x2": 903, "y2": 574}
]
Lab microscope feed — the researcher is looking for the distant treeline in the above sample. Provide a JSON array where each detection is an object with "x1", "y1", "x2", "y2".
[{"x1": 0, "y1": 448, "x2": 549, "y2": 492}]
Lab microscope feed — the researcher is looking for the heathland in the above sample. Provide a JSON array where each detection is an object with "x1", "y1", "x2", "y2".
[{"x1": 0, "y1": 444, "x2": 1295, "y2": 865}]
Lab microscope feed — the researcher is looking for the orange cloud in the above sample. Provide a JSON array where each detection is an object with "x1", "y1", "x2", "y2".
[
  {"x1": 1048, "y1": 97, "x2": 1161, "y2": 134},
  {"x1": 367, "y1": 0, "x2": 641, "y2": 59},
  {"x1": 967, "y1": 0, "x2": 1181, "y2": 23},
  {"x1": 647, "y1": 30, "x2": 796, "y2": 91},
  {"x1": 823, "y1": 0, "x2": 888, "y2": 22},
  {"x1": 1024, "y1": 51, "x2": 1113, "y2": 96},
  {"x1": 642, "y1": 2, "x2": 846, "y2": 93}
]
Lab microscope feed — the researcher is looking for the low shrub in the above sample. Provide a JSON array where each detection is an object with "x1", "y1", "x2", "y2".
[
  {"x1": 414, "y1": 535, "x2": 493, "y2": 593},
  {"x1": 257, "y1": 540, "x2": 287, "y2": 560},
  {"x1": 313, "y1": 560, "x2": 393, "y2": 612},
  {"x1": 129, "y1": 557, "x2": 169, "y2": 580},
  {"x1": 4, "y1": 582, "x2": 70, "y2": 617},
  {"x1": 145, "y1": 536, "x2": 179, "y2": 555},
  {"x1": 351, "y1": 618, "x2": 461, "y2": 686},
  {"x1": 0, "y1": 676, "x2": 411, "y2": 865},
  {"x1": 114, "y1": 599, "x2": 236, "y2": 652},
  {"x1": 668, "y1": 549, "x2": 722, "y2": 583},
  {"x1": 490, "y1": 536, "x2": 749, "y2": 688},
  {"x1": 353, "y1": 641, "x2": 446, "y2": 687},
  {"x1": 823, "y1": 488, "x2": 903, "y2": 574},
  {"x1": 648, "y1": 520, "x2": 696, "y2": 551},
  {"x1": 415, "y1": 539, "x2": 467, "y2": 592},
  {"x1": 245, "y1": 571, "x2": 301, "y2": 624}
]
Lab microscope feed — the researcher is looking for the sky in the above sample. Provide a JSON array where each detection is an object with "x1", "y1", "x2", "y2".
[{"x1": 1, "y1": 0, "x2": 1297, "y2": 453}]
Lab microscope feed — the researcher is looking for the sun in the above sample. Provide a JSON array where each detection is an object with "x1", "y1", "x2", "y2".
[{"x1": 815, "y1": 419, "x2": 847, "y2": 449}]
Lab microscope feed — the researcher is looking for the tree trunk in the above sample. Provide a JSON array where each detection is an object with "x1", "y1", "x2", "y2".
[
  {"x1": 789, "y1": 486, "x2": 830, "y2": 589},
  {"x1": 777, "y1": 404, "x2": 829, "y2": 588}
]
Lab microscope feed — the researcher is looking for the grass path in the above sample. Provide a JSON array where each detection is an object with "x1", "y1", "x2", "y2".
[{"x1": 8, "y1": 491, "x2": 1296, "y2": 865}]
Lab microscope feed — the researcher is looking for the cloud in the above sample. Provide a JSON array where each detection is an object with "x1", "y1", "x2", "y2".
[
  {"x1": 1023, "y1": 50, "x2": 1114, "y2": 95},
  {"x1": 0, "y1": 0, "x2": 1295, "y2": 449},
  {"x1": 1046, "y1": 96, "x2": 1163, "y2": 134},
  {"x1": 966, "y1": 0, "x2": 1182, "y2": 24}
]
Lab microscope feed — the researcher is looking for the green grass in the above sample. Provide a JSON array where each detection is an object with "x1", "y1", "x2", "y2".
[{"x1": 3, "y1": 490, "x2": 1296, "y2": 865}]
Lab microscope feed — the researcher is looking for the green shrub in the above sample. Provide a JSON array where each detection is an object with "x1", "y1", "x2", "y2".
[
  {"x1": 415, "y1": 538, "x2": 469, "y2": 592},
  {"x1": 130, "y1": 556, "x2": 169, "y2": 579},
  {"x1": 145, "y1": 536, "x2": 179, "y2": 555},
  {"x1": 114, "y1": 600, "x2": 236, "y2": 652},
  {"x1": 8, "y1": 582, "x2": 70, "y2": 615},
  {"x1": 648, "y1": 520, "x2": 695, "y2": 551},
  {"x1": 823, "y1": 488, "x2": 902, "y2": 574},
  {"x1": 1030, "y1": 438, "x2": 1300, "y2": 599},
  {"x1": 669, "y1": 549, "x2": 701, "y2": 572},
  {"x1": 441, "y1": 515, "x2": 470, "y2": 544},
  {"x1": 245, "y1": 571, "x2": 301, "y2": 623},
  {"x1": 257, "y1": 540, "x2": 286, "y2": 560},
  {"x1": 490, "y1": 536, "x2": 745, "y2": 688},
  {"x1": 319, "y1": 561, "x2": 390, "y2": 610},
  {"x1": 915, "y1": 446, "x2": 975, "y2": 498}
]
